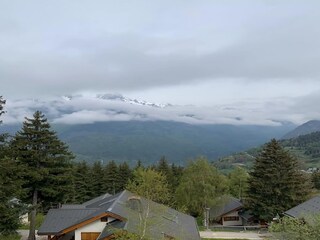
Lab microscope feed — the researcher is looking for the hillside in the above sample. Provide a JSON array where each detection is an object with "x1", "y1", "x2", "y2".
[
  {"x1": 215, "y1": 131, "x2": 320, "y2": 172},
  {"x1": 283, "y1": 120, "x2": 320, "y2": 139},
  {"x1": 1, "y1": 120, "x2": 294, "y2": 166}
]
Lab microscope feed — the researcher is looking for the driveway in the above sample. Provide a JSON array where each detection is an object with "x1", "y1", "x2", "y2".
[
  {"x1": 200, "y1": 230, "x2": 271, "y2": 239},
  {"x1": 18, "y1": 230, "x2": 46, "y2": 240}
]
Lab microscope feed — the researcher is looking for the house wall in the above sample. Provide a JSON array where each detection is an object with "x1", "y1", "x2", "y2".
[
  {"x1": 74, "y1": 217, "x2": 115, "y2": 240},
  {"x1": 20, "y1": 213, "x2": 29, "y2": 224},
  {"x1": 221, "y1": 211, "x2": 243, "y2": 226}
]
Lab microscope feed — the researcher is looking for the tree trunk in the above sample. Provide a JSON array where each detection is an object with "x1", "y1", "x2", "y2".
[{"x1": 28, "y1": 189, "x2": 38, "y2": 240}]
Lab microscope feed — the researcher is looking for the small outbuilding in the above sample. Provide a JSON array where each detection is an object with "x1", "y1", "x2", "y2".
[{"x1": 210, "y1": 196, "x2": 244, "y2": 226}]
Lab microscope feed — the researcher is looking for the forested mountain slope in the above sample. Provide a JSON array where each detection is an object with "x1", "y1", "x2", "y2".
[
  {"x1": 216, "y1": 131, "x2": 320, "y2": 172},
  {"x1": 283, "y1": 120, "x2": 320, "y2": 139},
  {"x1": 1, "y1": 120, "x2": 293, "y2": 166}
]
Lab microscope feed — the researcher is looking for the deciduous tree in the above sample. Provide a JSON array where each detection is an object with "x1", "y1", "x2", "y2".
[
  {"x1": 227, "y1": 167, "x2": 248, "y2": 199},
  {"x1": 175, "y1": 157, "x2": 228, "y2": 217},
  {"x1": 126, "y1": 168, "x2": 170, "y2": 204}
]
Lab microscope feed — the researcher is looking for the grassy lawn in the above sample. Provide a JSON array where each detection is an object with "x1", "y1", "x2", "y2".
[{"x1": 0, "y1": 234, "x2": 20, "y2": 240}]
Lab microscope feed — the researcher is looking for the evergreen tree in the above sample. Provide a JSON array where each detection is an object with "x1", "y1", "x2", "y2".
[
  {"x1": 118, "y1": 162, "x2": 132, "y2": 191},
  {"x1": 246, "y1": 139, "x2": 312, "y2": 221},
  {"x1": 0, "y1": 96, "x2": 5, "y2": 123},
  {"x1": 72, "y1": 161, "x2": 92, "y2": 203},
  {"x1": 11, "y1": 111, "x2": 74, "y2": 240},
  {"x1": 0, "y1": 97, "x2": 23, "y2": 235},
  {"x1": 90, "y1": 161, "x2": 105, "y2": 197},
  {"x1": 103, "y1": 160, "x2": 120, "y2": 194}
]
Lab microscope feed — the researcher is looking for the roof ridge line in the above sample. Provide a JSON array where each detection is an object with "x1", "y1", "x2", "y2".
[{"x1": 107, "y1": 190, "x2": 127, "y2": 212}]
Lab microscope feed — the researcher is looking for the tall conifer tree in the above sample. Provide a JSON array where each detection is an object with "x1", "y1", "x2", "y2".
[
  {"x1": 0, "y1": 97, "x2": 23, "y2": 235},
  {"x1": 246, "y1": 139, "x2": 312, "y2": 221},
  {"x1": 11, "y1": 111, "x2": 73, "y2": 240},
  {"x1": 103, "y1": 160, "x2": 120, "y2": 194},
  {"x1": 72, "y1": 161, "x2": 92, "y2": 203}
]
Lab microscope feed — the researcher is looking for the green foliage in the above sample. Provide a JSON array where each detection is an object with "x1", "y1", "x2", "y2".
[
  {"x1": 10, "y1": 111, "x2": 74, "y2": 240},
  {"x1": 113, "y1": 230, "x2": 141, "y2": 240},
  {"x1": 70, "y1": 161, "x2": 92, "y2": 203},
  {"x1": 270, "y1": 215, "x2": 320, "y2": 240},
  {"x1": 217, "y1": 131, "x2": 320, "y2": 172},
  {"x1": 0, "y1": 234, "x2": 21, "y2": 240},
  {"x1": 175, "y1": 157, "x2": 228, "y2": 217},
  {"x1": 246, "y1": 139, "x2": 312, "y2": 221},
  {"x1": 126, "y1": 168, "x2": 170, "y2": 204},
  {"x1": 227, "y1": 167, "x2": 248, "y2": 199},
  {"x1": 0, "y1": 98, "x2": 23, "y2": 235},
  {"x1": 311, "y1": 172, "x2": 320, "y2": 190},
  {"x1": 103, "y1": 160, "x2": 121, "y2": 195}
]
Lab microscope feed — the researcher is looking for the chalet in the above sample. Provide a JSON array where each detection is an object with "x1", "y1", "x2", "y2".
[
  {"x1": 210, "y1": 196, "x2": 244, "y2": 226},
  {"x1": 38, "y1": 190, "x2": 200, "y2": 240},
  {"x1": 284, "y1": 195, "x2": 320, "y2": 218}
]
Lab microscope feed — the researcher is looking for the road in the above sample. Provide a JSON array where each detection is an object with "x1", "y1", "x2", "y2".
[{"x1": 200, "y1": 230, "x2": 271, "y2": 239}]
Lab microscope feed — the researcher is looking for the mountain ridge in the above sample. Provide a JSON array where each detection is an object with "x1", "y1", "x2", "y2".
[{"x1": 283, "y1": 120, "x2": 320, "y2": 139}]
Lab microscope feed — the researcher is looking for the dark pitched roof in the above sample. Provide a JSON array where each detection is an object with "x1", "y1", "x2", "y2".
[
  {"x1": 38, "y1": 190, "x2": 200, "y2": 240},
  {"x1": 284, "y1": 196, "x2": 320, "y2": 218},
  {"x1": 210, "y1": 196, "x2": 243, "y2": 219},
  {"x1": 38, "y1": 208, "x2": 98, "y2": 235},
  {"x1": 97, "y1": 220, "x2": 126, "y2": 240},
  {"x1": 108, "y1": 190, "x2": 200, "y2": 240}
]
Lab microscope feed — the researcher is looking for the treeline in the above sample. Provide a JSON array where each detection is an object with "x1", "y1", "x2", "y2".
[
  {"x1": 67, "y1": 157, "x2": 184, "y2": 206},
  {"x1": 282, "y1": 131, "x2": 320, "y2": 158}
]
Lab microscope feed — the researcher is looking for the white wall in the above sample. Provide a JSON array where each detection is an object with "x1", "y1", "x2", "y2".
[
  {"x1": 222, "y1": 211, "x2": 243, "y2": 226},
  {"x1": 74, "y1": 217, "x2": 116, "y2": 240}
]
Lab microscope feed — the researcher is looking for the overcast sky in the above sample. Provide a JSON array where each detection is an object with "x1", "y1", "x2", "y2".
[{"x1": 1, "y1": 1, "x2": 320, "y2": 125}]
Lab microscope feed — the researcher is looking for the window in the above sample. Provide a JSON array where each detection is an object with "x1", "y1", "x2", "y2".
[
  {"x1": 100, "y1": 216, "x2": 108, "y2": 222},
  {"x1": 223, "y1": 216, "x2": 239, "y2": 221}
]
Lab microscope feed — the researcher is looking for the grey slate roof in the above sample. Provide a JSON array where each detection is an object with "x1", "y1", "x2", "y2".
[
  {"x1": 97, "y1": 220, "x2": 126, "y2": 240},
  {"x1": 284, "y1": 196, "x2": 320, "y2": 218},
  {"x1": 210, "y1": 196, "x2": 243, "y2": 220},
  {"x1": 38, "y1": 208, "x2": 98, "y2": 234},
  {"x1": 38, "y1": 190, "x2": 200, "y2": 240}
]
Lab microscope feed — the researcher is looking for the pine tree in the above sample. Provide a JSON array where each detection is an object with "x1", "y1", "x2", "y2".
[
  {"x1": 0, "y1": 97, "x2": 23, "y2": 235},
  {"x1": 103, "y1": 160, "x2": 120, "y2": 194},
  {"x1": 246, "y1": 139, "x2": 312, "y2": 221},
  {"x1": 118, "y1": 162, "x2": 132, "y2": 191},
  {"x1": 71, "y1": 161, "x2": 92, "y2": 203},
  {"x1": 11, "y1": 111, "x2": 74, "y2": 240},
  {"x1": 90, "y1": 161, "x2": 105, "y2": 197}
]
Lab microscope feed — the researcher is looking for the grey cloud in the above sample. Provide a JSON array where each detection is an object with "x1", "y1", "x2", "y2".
[
  {"x1": 3, "y1": 93, "x2": 318, "y2": 127},
  {"x1": 1, "y1": 1, "x2": 320, "y2": 98}
]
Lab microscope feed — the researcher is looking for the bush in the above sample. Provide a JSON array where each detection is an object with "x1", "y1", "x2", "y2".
[{"x1": 0, "y1": 234, "x2": 20, "y2": 240}]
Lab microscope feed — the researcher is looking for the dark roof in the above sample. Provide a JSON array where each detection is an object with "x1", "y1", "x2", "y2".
[
  {"x1": 97, "y1": 220, "x2": 126, "y2": 240},
  {"x1": 38, "y1": 190, "x2": 200, "y2": 240},
  {"x1": 109, "y1": 191, "x2": 200, "y2": 240},
  {"x1": 38, "y1": 208, "x2": 98, "y2": 235},
  {"x1": 210, "y1": 196, "x2": 243, "y2": 219},
  {"x1": 284, "y1": 196, "x2": 320, "y2": 218}
]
